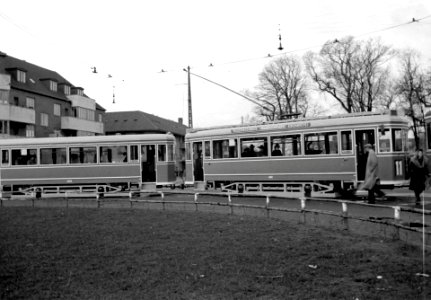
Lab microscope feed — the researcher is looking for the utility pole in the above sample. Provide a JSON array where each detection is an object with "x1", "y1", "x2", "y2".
[{"x1": 187, "y1": 66, "x2": 193, "y2": 128}]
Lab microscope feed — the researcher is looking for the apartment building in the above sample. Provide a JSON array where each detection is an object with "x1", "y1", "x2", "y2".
[{"x1": 0, "y1": 51, "x2": 105, "y2": 138}]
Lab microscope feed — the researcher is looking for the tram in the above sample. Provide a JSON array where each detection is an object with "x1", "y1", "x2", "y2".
[
  {"x1": 0, "y1": 134, "x2": 176, "y2": 193},
  {"x1": 185, "y1": 111, "x2": 410, "y2": 197}
]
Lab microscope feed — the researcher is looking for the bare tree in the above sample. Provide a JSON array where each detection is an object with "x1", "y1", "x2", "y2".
[
  {"x1": 304, "y1": 36, "x2": 392, "y2": 113},
  {"x1": 395, "y1": 49, "x2": 431, "y2": 149},
  {"x1": 250, "y1": 55, "x2": 308, "y2": 121}
]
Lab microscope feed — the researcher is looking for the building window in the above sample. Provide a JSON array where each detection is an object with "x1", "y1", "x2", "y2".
[
  {"x1": 53, "y1": 104, "x2": 61, "y2": 116},
  {"x1": 49, "y1": 80, "x2": 57, "y2": 92},
  {"x1": 17, "y1": 70, "x2": 26, "y2": 83},
  {"x1": 26, "y1": 97, "x2": 35, "y2": 109},
  {"x1": 26, "y1": 125, "x2": 34, "y2": 137},
  {"x1": 98, "y1": 114, "x2": 103, "y2": 122},
  {"x1": 63, "y1": 85, "x2": 70, "y2": 95},
  {"x1": 76, "y1": 107, "x2": 95, "y2": 121},
  {"x1": 40, "y1": 113, "x2": 49, "y2": 127}
]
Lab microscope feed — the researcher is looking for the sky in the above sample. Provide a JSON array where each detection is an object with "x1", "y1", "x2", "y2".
[{"x1": 1, "y1": 0, "x2": 431, "y2": 128}]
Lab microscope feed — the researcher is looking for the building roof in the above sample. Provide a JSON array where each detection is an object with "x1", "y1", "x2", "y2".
[
  {"x1": 0, "y1": 51, "x2": 105, "y2": 111},
  {"x1": 105, "y1": 111, "x2": 188, "y2": 136}
]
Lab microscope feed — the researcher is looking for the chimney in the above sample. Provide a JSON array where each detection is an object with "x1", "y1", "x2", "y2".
[{"x1": 178, "y1": 117, "x2": 183, "y2": 125}]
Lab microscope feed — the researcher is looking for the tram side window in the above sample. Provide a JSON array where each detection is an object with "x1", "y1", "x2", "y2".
[
  {"x1": 270, "y1": 135, "x2": 301, "y2": 156},
  {"x1": 241, "y1": 137, "x2": 268, "y2": 157},
  {"x1": 213, "y1": 139, "x2": 238, "y2": 159},
  {"x1": 11, "y1": 149, "x2": 37, "y2": 165},
  {"x1": 40, "y1": 148, "x2": 67, "y2": 165},
  {"x1": 341, "y1": 131, "x2": 353, "y2": 153},
  {"x1": 100, "y1": 145, "x2": 128, "y2": 163},
  {"x1": 304, "y1": 132, "x2": 338, "y2": 155},
  {"x1": 1, "y1": 149, "x2": 9, "y2": 165},
  {"x1": 70, "y1": 147, "x2": 97, "y2": 164},
  {"x1": 392, "y1": 129, "x2": 403, "y2": 152},
  {"x1": 130, "y1": 145, "x2": 139, "y2": 161},
  {"x1": 158, "y1": 145, "x2": 166, "y2": 162},
  {"x1": 378, "y1": 128, "x2": 391, "y2": 152},
  {"x1": 204, "y1": 141, "x2": 211, "y2": 158},
  {"x1": 185, "y1": 143, "x2": 191, "y2": 161}
]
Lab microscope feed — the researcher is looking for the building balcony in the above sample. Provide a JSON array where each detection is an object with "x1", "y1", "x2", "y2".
[
  {"x1": 61, "y1": 116, "x2": 104, "y2": 134},
  {"x1": 0, "y1": 103, "x2": 36, "y2": 124}
]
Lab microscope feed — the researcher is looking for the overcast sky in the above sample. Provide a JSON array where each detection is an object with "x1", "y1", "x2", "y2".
[{"x1": 1, "y1": 0, "x2": 430, "y2": 127}]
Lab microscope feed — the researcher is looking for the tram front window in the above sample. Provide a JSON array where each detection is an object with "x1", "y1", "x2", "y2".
[{"x1": 378, "y1": 128, "x2": 390, "y2": 152}]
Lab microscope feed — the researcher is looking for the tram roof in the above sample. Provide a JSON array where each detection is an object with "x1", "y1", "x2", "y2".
[
  {"x1": 186, "y1": 111, "x2": 409, "y2": 139},
  {"x1": 0, "y1": 134, "x2": 175, "y2": 147}
]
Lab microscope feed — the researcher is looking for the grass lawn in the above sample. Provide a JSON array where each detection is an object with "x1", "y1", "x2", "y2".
[{"x1": 0, "y1": 207, "x2": 430, "y2": 299}]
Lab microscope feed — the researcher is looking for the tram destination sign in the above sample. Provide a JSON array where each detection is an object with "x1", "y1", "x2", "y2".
[{"x1": 230, "y1": 121, "x2": 311, "y2": 134}]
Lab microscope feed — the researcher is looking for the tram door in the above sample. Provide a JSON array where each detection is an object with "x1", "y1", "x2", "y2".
[
  {"x1": 193, "y1": 142, "x2": 204, "y2": 182},
  {"x1": 141, "y1": 145, "x2": 156, "y2": 182},
  {"x1": 355, "y1": 130, "x2": 375, "y2": 181}
]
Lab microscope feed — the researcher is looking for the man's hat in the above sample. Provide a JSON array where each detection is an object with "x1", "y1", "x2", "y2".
[{"x1": 364, "y1": 143, "x2": 373, "y2": 148}]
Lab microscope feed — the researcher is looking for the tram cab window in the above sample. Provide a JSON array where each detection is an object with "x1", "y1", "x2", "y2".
[
  {"x1": 213, "y1": 139, "x2": 238, "y2": 159},
  {"x1": 185, "y1": 143, "x2": 191, "y2": 161},
  {"x1": 392, "y1": 129, "x2": 405, "y2": 152},
  {"x1": 11, "y1": 149, "x2": 37, "y2": 165},
  {"x1": 130, "y1": 145, "x2": 139, "y2": 161},
  {"x1": 341, "y1": 131, "x2": 353, "y2": 154},
  {"x1": 378, "y1": 128, "x2": 391, "y2": 152},
  {"x1": 204, "y1": 141, "x2": 211, "y2": 158},
  {"x1": 167, "y1": 144, "x2": 174, "y2": 162},
  {"x1": 304, "y1": 132, "x2": 338, "y2": 155},
  {"x1": 40, "y1": 148, "x2": 67, "y2": 165},
  {"x1": 270, "y1": 135, "x2": 301, "y2": 156},
  {"x1": 1, "y1": 149, "x2": 9, "y2": 165},
  {"x1": 100, "y1": 145, "x2": 128, "y2": 163},
  {"x1": 70, "y1": 147, "x2": 97, "y2": 164},
  {"x1": 158, "y1": 145, "x2": 166, "y2": 162}
]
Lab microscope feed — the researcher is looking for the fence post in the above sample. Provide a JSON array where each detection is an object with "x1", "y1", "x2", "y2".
[
  {"x1": 129, "y1": 192, "x2": 133, "y2": 208},
  {"x1": 160, "y1": 192, "x2": 165, "y2": 211},
  {"x1": 265, "y1": 195, "x2": 270, "y2": 218},
  {"x1": 341, "y1": 201, "x2": 349, "y2": 230},
  {"x1": 65, "y1": 192, "x2": 69, "y2": 208},
  {"x1": 194, "y1": 193, "x2": 199, "y2": 211},
  {"x1": 300, "y1": 197, "x2": 306, "y2": 224},
  {"x1": 228, "y1": 193, "x2": 233, "y2": 215},
  {"x1": 96, "y1": 194, "x2": 101, "y2": 208},
  {"x1": 393, "y1": 206, "x2": 401, "y2": 239}
]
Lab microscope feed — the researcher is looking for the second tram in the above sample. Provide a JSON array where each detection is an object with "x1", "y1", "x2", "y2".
[{"x1": 185, "y1": 111, "x2": 410, "y2": 196}]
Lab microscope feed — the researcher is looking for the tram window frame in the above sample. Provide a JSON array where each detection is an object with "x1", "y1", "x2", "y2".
[
  {"x1": 270, "y1": 134, "x2": 302, "y2": 157},
  {"x1": 40, "y1": 147, "x2": 67, "y2": 165},
  {"x1": 204, "y1": 141, "x2": 211, "y2": 159},
  {"x1": 11, "y1": 148, "x2": 37, "y2": 165},
  {"x1": 130, "y1": 145, "x2": 139, "y2": 162},
  {"x1": 304, "y1": 132, "x2": 338, "y2": 155},
  {"x1": 100, "y1": 145, "x2": 128, "y2": 163},
  {"x1": 378, "y1": 128, "x2": 391, "y2": 153},
  {"x1": 1, "y1": 149, "x2": 9, "y2": 166},
  {"x1": 392, "y1": 128, "x2": 405, "y2": 152},
  {"x1": 185, "y1": 143, "x2": 191, "y2": 161},
  {"x1": 240, "y1": 137, "x2": 268, "y2": 158},
  {"x1": 213, "y1": 139, "x2": 238, "y2": 159},
  {"x1": 158, "y1": 144, "x2": 166, "y2": 162},
  {"x1": 340, "y1": 130, "x2": 353, "y2": 154},
  {"x1": 69, "y1": 147, "x2": 97, "y2": 164}
]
